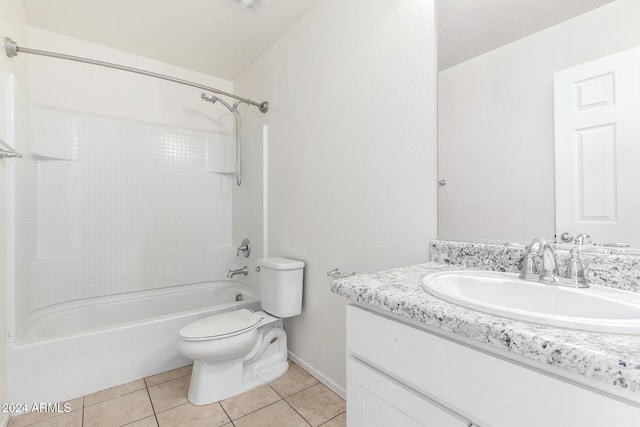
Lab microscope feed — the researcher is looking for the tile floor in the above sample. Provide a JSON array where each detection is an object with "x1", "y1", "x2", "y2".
[{"x1": 8, "y1": 360, "x2": 346, "y2": 427}]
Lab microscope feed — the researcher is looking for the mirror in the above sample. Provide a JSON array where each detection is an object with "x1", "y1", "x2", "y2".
[{"x1": 437, "y1": 0, "x2": 640, "y2": 248}]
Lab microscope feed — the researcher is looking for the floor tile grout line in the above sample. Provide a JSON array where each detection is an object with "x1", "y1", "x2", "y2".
[
  {"x1": 218, "y1": 401, "x2": 234, "y2": 425},
  {"x1": 230, "y1": 400, "x2": 301, "y2": 425},
  {"x1": 83, "y1": 385, "x2": 148, "y2": 409},
  {"x1": 144, "y1": 370, "x2": 192, "y2": 389},
  {"x1": 229, "y1": 399, "x2": 281, "y2": 422},
  {"x1": 318, "y1": 410, "x2": 346, "y2": 426},
  {"x1": 268, "y1": 369, "x2": 321, "y2": 399},
  {"x1": 143, "y1": 378, "x2": 160, "y2": 427},
  {"x1": 151, "y1": 401, "x2": 196, "y2": 418},
  {"x1": 283, "y1": 383, "x2": 346, "y2": 427},
  {"x1": 268, "y1": 383, "x2": 286, "y2": 399},
  {"x1": 281, "y1": 381, "x2": 320, "y2": 400},
  {"x1": 221, "y1": 392, "x2": 284, "y2": 423},
  {"x1": 82, "y1": 368, "x2": 191, "y2": 410},
  {"x1": 81, "y1": 396, "x2": 85, "y2": 427},
  {"x1": 281, "y1": 398, "x2": 313, "y2": 427}
]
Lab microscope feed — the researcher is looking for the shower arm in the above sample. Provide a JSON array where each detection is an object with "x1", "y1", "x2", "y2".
[{"x1": 4, "y1": 37, "x2": 269, "y2": 114}]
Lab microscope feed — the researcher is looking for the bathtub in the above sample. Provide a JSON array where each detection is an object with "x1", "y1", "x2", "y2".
[{"x1": 7, "y1": 281, "x2": 260, "y2": 405}]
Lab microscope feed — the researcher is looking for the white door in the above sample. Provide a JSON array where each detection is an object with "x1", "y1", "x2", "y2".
[{"x1": 554, "y1": 47, "x2": 640, "y2": 246}]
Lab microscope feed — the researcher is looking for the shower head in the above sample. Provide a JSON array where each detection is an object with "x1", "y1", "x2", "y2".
[
  {"x1": 201, "y1": 92, "x2": 237, "y2": 113},
  {"x1": 201, "y1": 93, "x2": 218, "y2": 104}
]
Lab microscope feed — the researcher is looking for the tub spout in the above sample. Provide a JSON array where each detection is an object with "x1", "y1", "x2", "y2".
[{"x1": 227, "y1": 266, "x2": 249, "y2": 278}]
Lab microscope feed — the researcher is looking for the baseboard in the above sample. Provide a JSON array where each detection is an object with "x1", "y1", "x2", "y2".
[
  {"x1": 0, "y1": 412, "x2": 10, "y2": 427},
  {"x1": 287, "y1": 351, "x2": 346, "y2": 400}
]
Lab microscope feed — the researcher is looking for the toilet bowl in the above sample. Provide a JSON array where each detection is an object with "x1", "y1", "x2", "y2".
[
  {"x1": 177, "y1": 257, "x2": 304, "y2": 405},
  {"x1": 178, "y1": 309, "x2": 287, "y2": 404}
]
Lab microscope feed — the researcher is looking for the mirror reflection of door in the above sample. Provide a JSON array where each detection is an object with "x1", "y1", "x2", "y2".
[{"x1": 554, "y1": 47, "x2": 640, "y2": 247}]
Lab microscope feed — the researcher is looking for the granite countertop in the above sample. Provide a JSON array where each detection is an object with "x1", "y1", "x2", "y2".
[{"x1": 331, "y1": 262, "x2": 640, "y2": 398}]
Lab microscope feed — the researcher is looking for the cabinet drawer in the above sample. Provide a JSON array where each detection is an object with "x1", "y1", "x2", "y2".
[
  {"x1": 347, "y1": 357, "x2": 469, "y2": 427},
  {"x1": 347, "y1": 304, "x2": 640, "y2": 427}
]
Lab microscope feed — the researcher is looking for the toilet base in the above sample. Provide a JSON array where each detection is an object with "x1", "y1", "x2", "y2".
[{"x1": 186, "y1": 325, "x2": 289, "y2": 405}]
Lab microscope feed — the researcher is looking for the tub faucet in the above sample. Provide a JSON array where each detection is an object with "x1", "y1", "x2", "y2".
[{"x1": 227, "y1": 266, "x2": 249, "y2": 278}]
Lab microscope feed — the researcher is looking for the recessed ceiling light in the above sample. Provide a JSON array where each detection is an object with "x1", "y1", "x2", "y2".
[{"x1": 232, "y1": 0, "x2": 268, "y2": 11}]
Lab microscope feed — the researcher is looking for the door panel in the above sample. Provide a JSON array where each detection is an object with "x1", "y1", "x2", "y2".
[{"x1": 554, "y1": 47, "x2": 640, "y2": 245}]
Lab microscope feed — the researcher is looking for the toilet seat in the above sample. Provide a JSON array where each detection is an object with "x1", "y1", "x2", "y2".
[{"x1": 179, "y1": 309, "x2": 261, "y2": 341}]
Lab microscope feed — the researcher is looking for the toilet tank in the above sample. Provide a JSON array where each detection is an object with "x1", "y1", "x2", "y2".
[{"x1": 257, "y1": 257, "x2": 305, "y2": 318}]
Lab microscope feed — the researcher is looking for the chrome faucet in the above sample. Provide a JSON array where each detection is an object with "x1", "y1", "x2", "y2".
[
  {"x1": 520, "y1": 238, "x2": 589, "y2": 288},
  {"x1": 519, "y1": 239, "x2": 543, "y2": 281},
  {"x1": 520, "y1": 239, "x2": 558, "y2": 282},
  {"x1": 227, "y1": 266, "x2": 249, "y2": 278}
]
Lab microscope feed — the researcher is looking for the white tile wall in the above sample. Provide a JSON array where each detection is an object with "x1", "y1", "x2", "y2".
[
  {"x1": 9, "y1": 75, "x2": 35, "y2": 335},
  {"x1": 20, "y1": 106, "x2": 236, "y2": 316}
]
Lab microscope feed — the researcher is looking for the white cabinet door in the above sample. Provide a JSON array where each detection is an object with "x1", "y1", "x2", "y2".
[
  {"x1": 347, "y1": 357, "x2": 469, "y2": 427},
  {"x1": 554, "y1": 47, "x2": 640, "y2": 245}
]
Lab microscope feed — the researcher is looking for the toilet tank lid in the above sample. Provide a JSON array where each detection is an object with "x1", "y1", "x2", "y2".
[
  {"x1": 179, "y1": 309, "x2": 261, "y2": 340},
  {"x1": 257, "y1": 257, "x2": 305, "y2": 270}
]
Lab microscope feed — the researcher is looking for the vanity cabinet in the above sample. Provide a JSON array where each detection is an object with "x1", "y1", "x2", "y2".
[{"x1": 346, "y1": 304, "x2": 640, "y2": 427}]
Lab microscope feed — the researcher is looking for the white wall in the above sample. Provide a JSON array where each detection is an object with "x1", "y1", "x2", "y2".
[
  {"x1": 28, "y1": 27, "x2": 234, "y2": 132},
  {"x1": 235, "y1": 0, "x2": 437, "y2": 394},
  {"x1": 0, "y1": 0, "x2": 29, "y2": 421},
  {"x1": 438, "y1": 0, "x2": 640, "y2": 243}
]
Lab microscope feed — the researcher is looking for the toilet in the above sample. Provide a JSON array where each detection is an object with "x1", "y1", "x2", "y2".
[{"x1": 178, "y1": 257, "x2": 304, "y2": 405}]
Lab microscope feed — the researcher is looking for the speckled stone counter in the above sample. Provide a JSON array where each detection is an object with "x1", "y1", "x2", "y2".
[
  {"x1": 431, "y1": 239, "x2": 640, "y2": 293},
  {"x1": 331, "y1": 242, "x2": 640, "y2": 399}
]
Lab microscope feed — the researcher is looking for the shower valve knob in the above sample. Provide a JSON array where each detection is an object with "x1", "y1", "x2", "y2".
[{"x1": 236, "y1": 238, "x2": 251, "y2": 258}]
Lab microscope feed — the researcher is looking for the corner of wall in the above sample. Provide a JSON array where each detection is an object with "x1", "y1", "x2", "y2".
[{"x1": 235, "y1": 0, "x2": 437, "y2": 393}]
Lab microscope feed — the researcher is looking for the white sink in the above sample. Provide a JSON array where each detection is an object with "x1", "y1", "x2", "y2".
[{"x1": 422, "y1": 270, "x2": 640, "y2": 334}]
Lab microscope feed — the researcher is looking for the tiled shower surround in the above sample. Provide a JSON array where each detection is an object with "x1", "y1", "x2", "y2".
[{"x1": 14, "y1": 105, "x2": 237, "y2": 332}]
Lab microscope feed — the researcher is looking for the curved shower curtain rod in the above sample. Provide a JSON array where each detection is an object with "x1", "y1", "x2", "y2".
[{"x1": 3, "y1": 37, "x2": 270, "y2": 113}]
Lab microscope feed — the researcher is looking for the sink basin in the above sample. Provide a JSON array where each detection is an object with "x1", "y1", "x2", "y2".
[{"x1": 422, "y1": 270, "x2": 640, "y2": 334}]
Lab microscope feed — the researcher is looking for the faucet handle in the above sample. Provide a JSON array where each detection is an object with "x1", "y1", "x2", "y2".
[
  {"x1": 236, "y1": 238, "x2": 251, "y2": 258},
  {"x1": 559, "y1": 232, "x2": 574, "y2": 243},
  {"x1": 519, "y1": 252, "x2": 539, "y2": 280},
  {"x1": 574, "y1": 233, "x2": 592, "y2": 246},
  {"x1": 564, "y1": 247, "x2": 589, "y2": 287}
]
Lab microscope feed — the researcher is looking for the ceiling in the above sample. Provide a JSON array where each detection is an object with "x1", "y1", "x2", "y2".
[
  {"x1": 21, "y1": 0, "x2": 319, "y2": 80},
  {"x1": 20, "y1": 0, "x2": 617, "y2": 78},
  {"x1": 438, "y1": 0, "x2": 616, "y2": 70}
]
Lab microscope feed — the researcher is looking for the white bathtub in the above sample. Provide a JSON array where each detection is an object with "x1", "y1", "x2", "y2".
[{"x1": 7, "y1": 281, "x2": 261, "y2": 405}]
